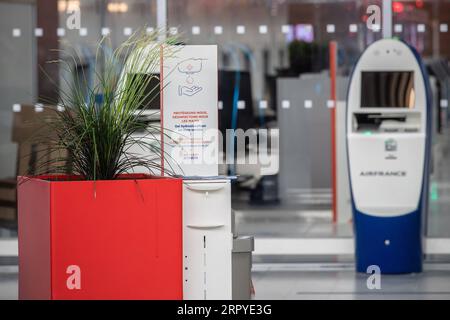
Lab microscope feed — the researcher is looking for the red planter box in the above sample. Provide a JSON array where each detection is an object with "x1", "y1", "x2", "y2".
[{"x1": 18, "y1": 175, "x2": 183, "y2": 300}]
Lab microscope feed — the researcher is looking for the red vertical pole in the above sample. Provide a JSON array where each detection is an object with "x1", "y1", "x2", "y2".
[
  {"x1": 329, "y1": 41, "x2": 338, "y2": 223},
  {"x1": 160, "y1": 45, "x2": 165, "y2": 176}
]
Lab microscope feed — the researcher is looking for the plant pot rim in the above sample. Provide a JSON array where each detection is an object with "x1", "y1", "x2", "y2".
[{"x1": 18, "y1": 174, "x2": 177, "y2": 183}]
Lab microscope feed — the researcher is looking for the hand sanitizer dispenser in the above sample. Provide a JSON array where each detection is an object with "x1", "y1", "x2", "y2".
[{"x1": 183, "y1": 179, "x2": 233, "y2": 299}]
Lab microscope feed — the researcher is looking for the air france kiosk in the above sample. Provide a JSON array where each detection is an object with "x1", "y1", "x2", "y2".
[{"x1": 347, "y1": 39, "x2": 431, "y2": 274}]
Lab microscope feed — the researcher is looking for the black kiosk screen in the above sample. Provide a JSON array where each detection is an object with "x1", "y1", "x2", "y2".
[{"x1": 361, "y1": 71, "x2": 414, "y2": 108}]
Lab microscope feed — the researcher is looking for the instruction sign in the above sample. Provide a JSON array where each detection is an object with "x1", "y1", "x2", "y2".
[{"x1": 161, "y1": 45, "x2": 219, "y2": 176}]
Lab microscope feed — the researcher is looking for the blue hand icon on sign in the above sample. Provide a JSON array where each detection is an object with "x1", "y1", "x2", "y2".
[{"x1": 178, "y1": 85, "x2": 203, "y2": 97}]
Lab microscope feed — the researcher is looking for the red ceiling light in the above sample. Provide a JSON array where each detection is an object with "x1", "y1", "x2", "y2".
[
  {"x1": 416, "y1": 0, "x2": 424, "y2": 8},
  {"x1": 393, "y1": 1, "x2": 404, "y2": 13}
]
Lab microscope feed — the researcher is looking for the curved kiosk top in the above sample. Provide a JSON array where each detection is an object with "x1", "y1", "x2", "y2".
[{"x1": 347, "y1": 39, "x2": 431, "y2": 274}]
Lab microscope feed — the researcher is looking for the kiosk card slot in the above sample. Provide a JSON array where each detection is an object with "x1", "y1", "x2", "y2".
[{"x1": 353, "y1": 112, "x2": 421, "y2": 133}]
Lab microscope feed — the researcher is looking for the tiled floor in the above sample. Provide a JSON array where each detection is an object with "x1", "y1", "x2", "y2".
[
  {"x1": 233, "y1": 133, "x2": 450, "y2": 239},
  {"x1": 0, "y1": 266, "x2": 17, "y2": 300},
  {"x1": 252, "y1": 263, "x2": 450, "y2": 300},
  {"x1": 2, "y1": 263, "x2": 450, "y2": 300}
]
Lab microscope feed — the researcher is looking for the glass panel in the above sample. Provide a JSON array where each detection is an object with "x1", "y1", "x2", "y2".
[
  {"x1": 0, "y1": 0, "x2": 158, "y2": 238},
  {"x1": 167, "y1": 0, "x2": 450, "y2": 246},
  {"x1": 0, "y1": 1, "x2": 36, "y2": 237},
  {"x1": 392, "y1": 0, "x2": 450, "y2": 238},
  {"x1": 168, "y1": 0, "x2": 383, "y2": 241}
]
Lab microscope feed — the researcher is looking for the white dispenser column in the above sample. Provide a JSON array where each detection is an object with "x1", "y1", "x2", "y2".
[{"x1": 183, "y1": 179, "x2": 232, "y2": 300}]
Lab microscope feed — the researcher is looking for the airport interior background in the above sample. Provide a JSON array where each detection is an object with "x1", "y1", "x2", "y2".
[{"x1": 1, "y1": 0, "x2": 450, "y2": 299}]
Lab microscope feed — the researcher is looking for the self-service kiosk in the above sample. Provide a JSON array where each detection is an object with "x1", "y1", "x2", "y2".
[{"x1": 347, "y1": 39, "x2": 431, "y2": 274}]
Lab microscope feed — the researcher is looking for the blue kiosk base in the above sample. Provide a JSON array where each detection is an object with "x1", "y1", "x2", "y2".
[{"x1": 354, "y1": 209, "x2": 423, "y2": 274}]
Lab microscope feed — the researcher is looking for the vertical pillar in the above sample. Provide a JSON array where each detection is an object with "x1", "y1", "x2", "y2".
[
  {"x1": 329, "y1": 41, "x2": 338, "y2": 223},
  {"x1": 432, "y1": 1, "x2": 440, "y2": 59},
  {"x1": 382, "y1": 0, "x2": 393, "y2": 39},
  {"x1": 37, "y1": 0, "x2": 59, "y2": 103}
]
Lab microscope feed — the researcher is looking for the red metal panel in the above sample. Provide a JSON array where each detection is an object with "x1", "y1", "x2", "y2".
[
  {"x1": 18, "y1": 177, "x2": 52, "y2": 300},
  {"x1": 18, "y1": 176, "x2": 182, "y2": 300}
]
